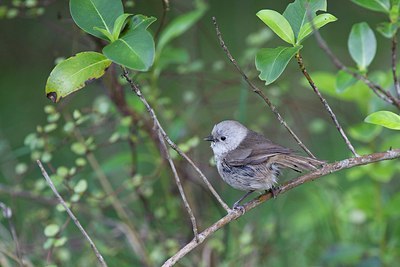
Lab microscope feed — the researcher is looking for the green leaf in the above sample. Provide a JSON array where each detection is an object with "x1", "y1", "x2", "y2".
[
  {"x1": 297, "y1": 13, "x2": 337, "y2": 44},
  {"x1": 351, "y1": 0, "x2": 390, "y2": 13},
  {"x1": 335, "y1": 70, "x2": 357, "y2": 92},
  {"x1": 257, "y1": 9, "x2": 295, "y2": 44},
  {"x1": 157, "y1": 4, "x2": 207, "y2": 53},
  {"x1": 256, "y1": 46, "x2": 302, "y2": 85},
  {"x1": 348, "y1": 22, "x2": 377, "y2": 71},
  {"x1": 45, "y1": 52, "x2": 111, "y2": 103},
  {"x1": 283, "y1": 0, "x2": 327, "y2": 39},
  {"x1": 112, "y1": 13, "x2": 133, "y2": 41},
  {"x1": 120, "y1": 14, "x2": 157, "y2": 38},
  {"x1": 44, "y1": 224, "x2": 60, "y2": 237},
  {"x1": 103, "y1": 17, "x2": 156, "y2": 71},
  {"x1": 376, "y1": 22, "x2": 399, "y2": 38},
  {"x1": 74, "y1": 179, "x2": 88, "y2": 194},
  {"x1": 365, "y1": 111, "x2": 400, "y2": 130},
  {"x1": 70, "y1": 0, "x2": 123, "y2": 41}
]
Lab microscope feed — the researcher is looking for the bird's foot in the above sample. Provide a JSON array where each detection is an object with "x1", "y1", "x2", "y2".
[
  {"x1": 269, "y1": 185, "x2": 281, "y2": 199},
  {"x1": 232, "y1": 202, "x2": 246, "y2": 215}
]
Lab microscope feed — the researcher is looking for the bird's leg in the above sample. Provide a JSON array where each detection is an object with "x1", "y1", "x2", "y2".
[
  {"x1": 268, "y1": 185, "x2": 281, "y2": 199},
  {"x1": 233, "y1": 190, "x2": 255, "y2": 210}
]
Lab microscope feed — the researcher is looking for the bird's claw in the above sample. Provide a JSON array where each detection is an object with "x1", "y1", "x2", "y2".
[{"x1": 232, "y1": 203, "x2": 246, "y2": 215}]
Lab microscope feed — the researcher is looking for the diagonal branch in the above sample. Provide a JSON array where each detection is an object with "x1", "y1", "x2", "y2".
[
  {"x1": 162, "y1": 148, "x2": 400, "y2": 267},
  {"x1": 295, "y1": 52, "x2": 359, "y2": 157},
  {"x1": 212, "y1": 16, "x2": 316, "y2": 159},
  {"x1": 391, "y1": 33, "x2": 400, "y2": 98},
  {"x1": 36, "y1": 160, "x2": 108, "y2": 267},
  {"x1": 313, "y1": 28, "x2": 400, "y2": 109}
]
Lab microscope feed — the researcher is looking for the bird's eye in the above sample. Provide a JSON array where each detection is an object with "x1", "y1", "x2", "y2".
[{"x1": 220, "y1": 136, "x2": 226, "y2": 141}]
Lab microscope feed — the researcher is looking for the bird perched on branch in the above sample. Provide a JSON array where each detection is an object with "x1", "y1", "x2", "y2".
[{"x1": 205, "y1": 120, "x2": 325, "y2": 209}]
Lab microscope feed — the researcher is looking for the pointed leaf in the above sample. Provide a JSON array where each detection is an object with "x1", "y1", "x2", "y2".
[
  {"x1": 297, "y1": 13, "x2": 337, "y2": 44},
  {"x1": 103, "y1": 21, "x2": 155, "y2": 71},
  {"x1": 45, "y1": 52, "x2": 112, "y2": 103},
  {"x1": 348, "y1": 22, "x2": 377, "y2": 71},
  {"x1": 112, "y1": 13, "x2": 133, "y2": 40},
  {"x1": 157, "y1": 5, "x2": 207, "y2": 53},
  {"x1": 256, "y1": 46, "x2": 302, "y2": 85},
  {"x1": 70, "y1": 0, "x2": 123, "y2": 41},
  {"x1": 365, "y1": 111, "x2": 400, "y2": 130},
  {"x1": 335, "y1": 70, "x2": 357, "y2": 92},
  {"x1": 283, "y1": 0, "x2": 327, "y2": 39},
  {"x1": 93, "y1": 27, "x2": 113, "y2": 42},
  {"x1": 122, "y1": 14, "x2": 157, "y2": 35},
  {"x1": 351, "y1": 0, "x2": 390, "y2": 13},
  {"x1": 256, "y1": 10, "x2": 295, "y2": 44}
]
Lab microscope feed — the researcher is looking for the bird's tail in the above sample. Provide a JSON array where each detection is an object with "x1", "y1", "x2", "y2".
[{"x1": 272, "y1": 154, "x2": 325, "y2": 172}]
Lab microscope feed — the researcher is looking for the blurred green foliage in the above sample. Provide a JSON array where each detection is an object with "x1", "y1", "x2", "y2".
[{"x1": 0, "y1": 0, "x2": 400, "y2": 266}]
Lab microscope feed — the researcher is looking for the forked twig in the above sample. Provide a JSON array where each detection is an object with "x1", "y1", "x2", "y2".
[
  {"x1": 295, "y1": 52, "x2": 359, "y2": 157},
  {"x1": 212, "y1": 16, "x2": 316, "y2": 159},
  {"x1": 36, "y1": 160, "x2": 107, "y2": 267}
]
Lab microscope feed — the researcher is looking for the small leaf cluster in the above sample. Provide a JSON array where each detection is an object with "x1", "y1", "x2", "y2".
[{"x1": 255, "y1": 0, "x2": 337, "y2": 85}]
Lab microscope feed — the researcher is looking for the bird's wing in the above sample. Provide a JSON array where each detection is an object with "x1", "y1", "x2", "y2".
[{"x1": 225, "y1": 131, "x2": 292, "y2": 166}]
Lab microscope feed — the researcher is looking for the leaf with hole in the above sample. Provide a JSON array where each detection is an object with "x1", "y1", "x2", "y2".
[
  {"x1": 45, "y1": 52, "x2": 112, "y2": 103},
  {"x1": 256, "y1": 9, "x2": 295, "y2": 44},
  {"x1": 348, "y1": 22, "x2": 377, "y2": 71},
  {"x1": 256, "y1": 46, "x2": 302, "y2": 85},
  {"x1": 70, "y1": 0, "x2": 123, "y2": 41},
  {"x1": 365, "y1": 111, "x2": 400, "y2": 130}
]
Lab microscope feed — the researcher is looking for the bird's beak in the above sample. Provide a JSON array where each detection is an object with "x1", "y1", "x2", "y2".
[{"x1": 204, "y1": 135, "x2": 214, "y2": 142}]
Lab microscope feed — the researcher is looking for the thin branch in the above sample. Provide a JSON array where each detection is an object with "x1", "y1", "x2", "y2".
[
  {"x1": 212, "y1": 16, "x2": 316, "y2": 159},
  {"x1": 162, "y1": 148, "x2": 400, "y2": 266},
  {"x1": 157, "y1": 130, "x2": 200, "y2": 241},
  {"x1": 36, "y1": 160, "x2": 108, "y2": 267},
  {"x1": 121, "y1": 68, "x2": 231, "y2": 212},
  {"x1": 295, "y1": 52, "x2": 359, "y2": 157},
  {"x1": 0, "y1": 202, "x2": 23, "y2": 267},
  {"x1": 392, "y1": 33, "x2": 400, "y2": 98},
  {"x1": 313, "y1": 28, "x2": 400, "y2": 109},
  {"x1": 154, "y1": 0, "x2": 170, "y2": 40}
]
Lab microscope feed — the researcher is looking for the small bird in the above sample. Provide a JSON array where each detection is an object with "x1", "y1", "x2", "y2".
[{"x1": 205, "y1": 120, "x2": 324, "y2": 209}]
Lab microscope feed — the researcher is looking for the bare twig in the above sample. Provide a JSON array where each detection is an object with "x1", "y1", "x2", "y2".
[
  {"x1": 0, "y1": 202, "x2": 23, "y2": 266},
  {"x1": 212, "y1": 16, "x2": 316, "y2": 159},
  {"x1": 313, "y1": 29, "x2": 400, "y2": 109},
  {"x1": 154, "y1": 0, "x2": 170, "y2": 40},
  {"x1": 157, "y1": 130, "x2": 200, "y2": 241},
  {"x1": 295, "y1": 52, "x2": 359, "y2": 157},
  {"x1": 121, "y1": 68, "x2": 231, "y2": 212},
  {"x1": 162, "y1": 148, "x2": 400, "y2": 266},
  {"x1": 392, "y1": 33, "x2": 400, "y2": 98},
  {"x1": 36, "y1": 160, "x2": 108, "y2": 267}
]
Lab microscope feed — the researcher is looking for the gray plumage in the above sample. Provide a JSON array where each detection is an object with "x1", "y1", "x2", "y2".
[{"x1": 205, "y1": 120, "x2": 324, "y2": 193}]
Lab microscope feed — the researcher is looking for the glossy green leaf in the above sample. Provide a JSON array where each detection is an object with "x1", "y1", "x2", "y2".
[
  {"x1": 351, "y1": 0, "x2": 390, "y2": 13},
  {"x1": 157, "y1": 4, "x2": 206, "y2": 53},
  {"x1": 103, "y1": 17, "x2": 156, "y2": 70},
  {"x1": 45, "y1": 52, "x2": 112, "y2": 103},
  {"x1": 256, "y1": 46, "x2": 302, "y2": 85},
  {"x1": 335, "y1": 70, "x2": 357, "y2": 92},
  {"x1": 122, "y1": 15, "x2": 157, "y2": 36},
  {"x1": 257, "y1": 10, "x2": 295, "y2": 44},
  {"x1": 297, "y1": 13, "x2": 337, "y2": 44},
  {"x1": 376, "y1": 22, "x2": 399, "y2": 38},
  {"x1": 348, "y1": 22, "x2": 377, "y2": 71},
  {"x1": 112, "y1": 13, "x2": 133, "y2": 40},
  {"x1": 364, "y1": 110, "x2": 400, "y2": 130},
  {"x1": 70, "y1": 0, "x2": 123, "y2": 41},
  {"x1": 283, "y1": 0, "x2": 327, "y2": 39}
]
